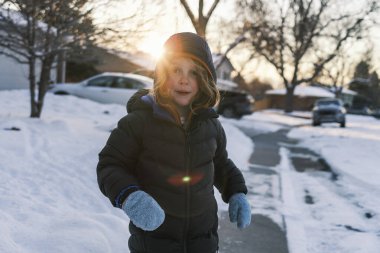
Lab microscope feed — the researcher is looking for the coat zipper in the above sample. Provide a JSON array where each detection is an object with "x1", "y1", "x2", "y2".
[{"x1": 183, "y1": 130, "x2": 191, "y2": 253}]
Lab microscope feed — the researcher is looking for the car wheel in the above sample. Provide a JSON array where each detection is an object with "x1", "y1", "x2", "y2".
[
  {"x1": 221, "y1": 107, "x2": 236, "y2": 118},
  {"x1": 340, "y1": 121, "x2": 345, "y2": 128},
  {"x1": 312, "y1": 121, "x2": 320, "y2": 126}
]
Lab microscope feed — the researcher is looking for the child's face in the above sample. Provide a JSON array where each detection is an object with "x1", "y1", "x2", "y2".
[{"x1": 166, "y1": 57, "x2": 199, "y2": 110}]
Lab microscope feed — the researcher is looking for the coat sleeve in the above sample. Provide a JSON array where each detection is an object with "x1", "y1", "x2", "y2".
[
  {"x1": 212, "y1": 119, "x2": 248, "y2": 203},
  {"x1": 96, "y1": 112, "x2": 144, "y2": 207}
]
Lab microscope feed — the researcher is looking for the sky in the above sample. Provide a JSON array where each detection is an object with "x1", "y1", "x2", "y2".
[
  {"x1": 97, "y1": 0, "x2": 380, "y2": 86},
  {"x1": 1, "y1": 89, "x2": 379, "y2": 252}
]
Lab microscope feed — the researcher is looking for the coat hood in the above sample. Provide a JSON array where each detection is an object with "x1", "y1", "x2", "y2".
[{"x1": 162, "y1": 32, "x2": 217, "y2": 83}]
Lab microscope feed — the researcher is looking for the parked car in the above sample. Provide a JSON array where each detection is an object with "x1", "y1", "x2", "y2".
[
  {"x1": 49, "y1": 72, "x2": 154, "y2": 105},
  {"x1": 312, "y1": 98, "x2": 346, "y2": 127},
  {"x1": 216, "y1": 79, "x2": 253, "y2": 118}
]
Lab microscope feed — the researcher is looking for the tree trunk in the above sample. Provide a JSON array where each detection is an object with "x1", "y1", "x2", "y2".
[
  {"x1": 195, "y1": 19, "x2": 206, "y2": 39},
  {"x1": 195, "y1": 26, "x2": 206, "y2": 39},
  {"x1": 284, "y1": 87, "x2": 295, "y2": 113},
  {"x1": 35, "y1": 54, "x2": 55, "y2": 118},
  {"x1": 29, "y1": 57, "x2": 39, "y2": 118}
]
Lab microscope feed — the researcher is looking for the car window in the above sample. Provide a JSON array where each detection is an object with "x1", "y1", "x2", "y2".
[
  {"x1": 112, "y1": 77, "x2": 146, "y2": 89},
  {"x1": 317, "y1": 100, "x2": 340, "y2": 106},
  {"x1": 87, "y1": 76, "x2": 114, "y2": 87}
]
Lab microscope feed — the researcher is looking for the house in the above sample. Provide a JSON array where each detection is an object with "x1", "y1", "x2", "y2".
[
  {"x1": 0, "y1": 53, "x2": 30, "y2": 90},
  {"x1": 213, "y1": 53, "x2": 234, "y2": 81},
  {"x1": 254, "y1": 85, "x2": 357, "y2": 111},
  {"x1": 0, "y1": 8, "x2": 58, "y2": 90},
  {"x1": 348, "y1": 77, "x2": 378, "y2": 110},
  {"x1": 0, "y1": 8, "x2": 34, "y2": 90},
  {"x1": 0, "y1": 55, "x2": 59, "y2": 90}
]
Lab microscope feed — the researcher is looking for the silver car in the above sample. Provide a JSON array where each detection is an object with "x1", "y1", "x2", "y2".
[
  {"x1": 312, "y1": 98, "x2": 346, "y2": 127},
  {"x1": 49, "y1": 72, "x2": 153, "y2": 105}
]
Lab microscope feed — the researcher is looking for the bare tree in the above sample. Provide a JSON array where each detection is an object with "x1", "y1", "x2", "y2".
[
  {"x1": 94, "y1": 0, "x2": 163, "y2": 51},
  {"x1": 236, "y1": 0, "x2": 379, "y2": 112},
  {"x1": 179, "y1": 0, "x2": 221, "y2": 39},
  {"x1": 316, "y1": 41, "x2": 374, "y2": 96},
  {"x1": 0, "y1": 0, "x2": 97, "y2": 117},
  {"x1": 0, "y1": 0, "x2": 154, "y2": 118}
]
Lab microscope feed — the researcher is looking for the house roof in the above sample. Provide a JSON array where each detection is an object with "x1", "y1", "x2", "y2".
[
  {"x1": 349, "y1": 77, "x2": 371, "y2": 85},
  {"x1": 266, "y1": 86, "x2": 335, "y2": 98},
  {"x1": 0, "y1": 7, "x2": 55, "y2": 33},
  {"x1": 212, "y1": 53, "x2": 234, "y2": 69},
  {"x1": 109, "y1": 50, "x2": 156, "y2": 71},
  {"x1": 216, "y1": 78, "x2": 239, "y2": 91},
  {"x1": 330, "y1": 87, "x2": 357, "y2": 95}
]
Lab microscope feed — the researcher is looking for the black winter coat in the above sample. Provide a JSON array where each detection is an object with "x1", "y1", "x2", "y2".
[{"x1": 97, "y1": 90, "x2": 247, "y2": 253}]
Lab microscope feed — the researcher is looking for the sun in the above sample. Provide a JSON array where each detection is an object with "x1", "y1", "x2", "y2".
[{"x1": 139, "y1": 34, "x2": 167, "y2": 60}]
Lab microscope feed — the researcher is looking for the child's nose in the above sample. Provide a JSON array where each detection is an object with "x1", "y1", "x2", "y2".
[{"x1": 179, "y1": 74, "x2": 189, "y2": 85}]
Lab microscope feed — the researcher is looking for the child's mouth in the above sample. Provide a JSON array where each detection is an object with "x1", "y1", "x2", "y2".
[{"x1": 176, "y1": 91, "x2": 191, "y2": 95}]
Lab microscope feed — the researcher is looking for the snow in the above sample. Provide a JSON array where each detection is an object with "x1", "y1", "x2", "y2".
[
  {"x1": 288, "y1": 115, "x2": 380, "y2": 188},
  {"x1": 0, "y1": 7, "x2": 55, "y2": 34},
  {"x1": 216, "y1": 79, "x2": 240, "y2": 92},
  {"x1": 242, "y1": 110, "x2": 380, "y2": 253},
  {"x1": 267, "y1": 85, "x2": 335, "y2": 98},
  {"x1": 1, "y1": 90, "x2": 380, "y2": 253}
]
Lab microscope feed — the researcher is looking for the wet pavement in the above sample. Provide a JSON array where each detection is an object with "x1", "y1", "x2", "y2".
[
  {"x1": 218, "y1": 213, "x2": 288, "y2": 253},
  {"x1": 219, "y1": 127, "x2": 292, "y2": 253}
]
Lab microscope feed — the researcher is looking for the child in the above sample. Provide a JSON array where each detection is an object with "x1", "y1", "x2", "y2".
[{"x1": 97, "y1": 32, "x2": 251, "y2": 253}]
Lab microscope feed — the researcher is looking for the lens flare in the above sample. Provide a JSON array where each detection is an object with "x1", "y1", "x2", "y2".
[{"x1": 167, "y1": 172, "x2": 204, "y2": 186}]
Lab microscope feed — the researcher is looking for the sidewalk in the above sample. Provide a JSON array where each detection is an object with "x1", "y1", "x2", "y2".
[
  {"x1": 218, "y1": 127, "x2": 292, "y2": 253},
  {"x1": 218, "y1": 213, "x2": 288, "y2": 253}
]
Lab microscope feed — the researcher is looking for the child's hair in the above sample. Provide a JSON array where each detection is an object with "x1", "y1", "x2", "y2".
[{"x1": 152, "y1": 55, "x2": 220, "y2": 124}]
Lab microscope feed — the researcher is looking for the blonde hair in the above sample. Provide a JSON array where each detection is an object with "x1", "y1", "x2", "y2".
[{"x1": 151, "y1": 55, "x2": 220, "y2": 124}]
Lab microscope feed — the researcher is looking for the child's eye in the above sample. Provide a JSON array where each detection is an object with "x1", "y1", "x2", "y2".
[
  {"x1": 172, "y1": 67, "x2": 181, "y2": 74},
  {"x1": 190, "y1": 70, "x2": 198, "y2": 77}
]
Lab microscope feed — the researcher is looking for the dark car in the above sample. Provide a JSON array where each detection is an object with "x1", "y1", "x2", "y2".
[
  {"x1": 216, "y1": 79, "x2": 253, "y2": 118},
  {"x1": 312, "y1": 98, "x2": 346, "y2": 127}
]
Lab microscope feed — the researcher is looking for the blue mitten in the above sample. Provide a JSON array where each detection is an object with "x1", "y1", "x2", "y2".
[
  {"x1": 228, "y1": 193, "x2": 251, "y2": 229},
  {"x1": 122, "y1": 191, "x2": 165, "y2": 231}
]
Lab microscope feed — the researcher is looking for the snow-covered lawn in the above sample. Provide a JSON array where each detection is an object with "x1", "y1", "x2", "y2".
[{"x1": 286, "y1": 114, "x2": 380, "y2": 253}]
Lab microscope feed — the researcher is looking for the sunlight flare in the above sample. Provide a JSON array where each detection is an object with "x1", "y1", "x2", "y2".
[{"x1": 139, "y1": 34, "x2": 167, "y2": 60}]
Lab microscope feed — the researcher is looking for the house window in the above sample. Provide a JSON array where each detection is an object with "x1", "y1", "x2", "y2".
[{"x1": 223, "y1": 72, "x2": 230, "y2": 80}]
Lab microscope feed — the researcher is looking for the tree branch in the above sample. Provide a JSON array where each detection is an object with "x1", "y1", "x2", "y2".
[
  {"x1": 179, "y1": 0, "x2": 197, "y2": 28},
  {"x1": 205, "y1": 0, "x2": 220, "y2": 19}
]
